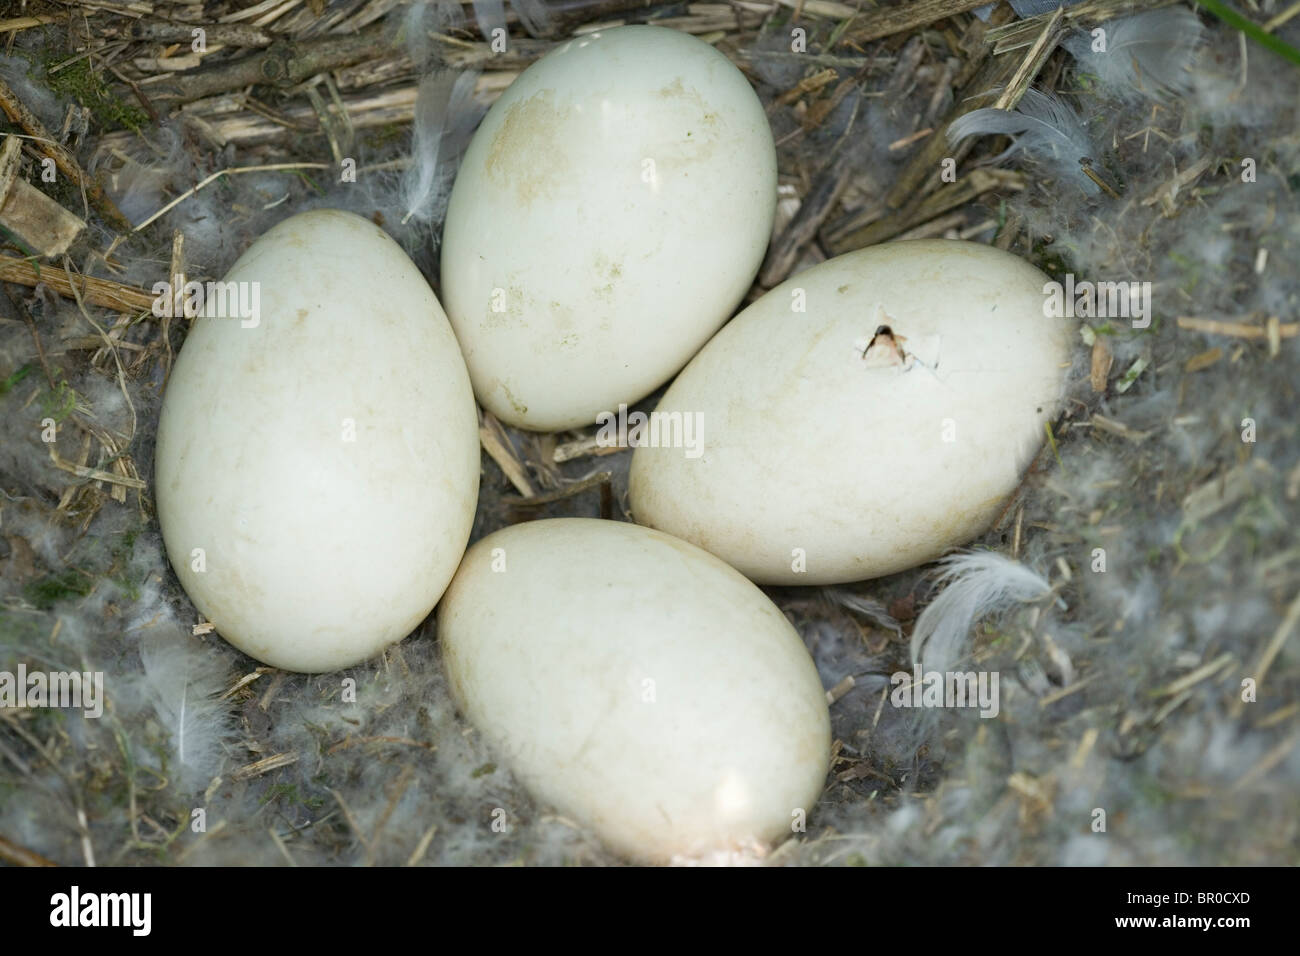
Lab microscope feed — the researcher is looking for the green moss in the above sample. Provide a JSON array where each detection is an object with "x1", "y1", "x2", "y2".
[
  {"x1": 261, "y1": 781, "x2": 326, "y2": 810},
  {"x1": 260, "y1": 782, "x2": 301, "y2": 806},
  {"x1": 39, "y1": 375, "x2": 79, "y2": 423},
  {"x1": 43, "y1": 57, "x2": 147, "y2": 133},
  {"x1": 1166, "y1": 251, "x2": 1200, "y2": 293},
  {"x1": 0, "y1": 363, "x2": 36, "y2": 397},
  {"x1": 108, "y1": 528, "x2": 146, "y2": 601},
  {"x1": 294, "y1": 169, "x2": 324, "y2": 195},
  {"x1": 111, "y1": 572, "x2": 142, "y2": 602},
  {"x1": 23, "y1": 568, "x2": 95, "y2": 609}
]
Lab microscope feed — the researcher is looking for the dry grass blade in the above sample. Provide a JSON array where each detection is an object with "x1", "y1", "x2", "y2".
[{"x1": 0, "y1": 254, "x2": 155, "y2": 312}]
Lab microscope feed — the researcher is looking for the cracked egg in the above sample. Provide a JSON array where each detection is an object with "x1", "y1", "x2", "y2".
[{"x1": 629, "y1": 239, "x2": 1076, "y2": 584}]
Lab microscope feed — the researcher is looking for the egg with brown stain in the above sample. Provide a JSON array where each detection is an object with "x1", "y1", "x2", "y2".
[{"x1": 440, "y1": 25, "x2": 776, "y2": 431}]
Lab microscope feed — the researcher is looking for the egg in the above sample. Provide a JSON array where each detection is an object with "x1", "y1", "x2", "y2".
[
  {"x1": 629, "y1": 239, "x2": 1076, "y2": 585},
  {"x1": 437, "y1": 518, "x2": 830, "y2": 862},
  {"x1": 155, "y1": 209, "x2": 479, "y2": 673},
  {"x1": 440, "y1": 25, "x2": 777, "y2": 431}
]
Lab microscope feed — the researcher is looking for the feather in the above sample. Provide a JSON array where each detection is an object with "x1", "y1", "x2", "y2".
[
  {"x1": 401, "y1": 69, "x2": 482, "y2": 228},
  {"x1": 472, "y1": 0, "x2": 508, "y2": 42},
  {"x1": 822, "y1": 589, "x2": 903, "y2": 635},
  {"x1": 947, "y1": 87, "x2": 1099, "y2": 194},
  {"x1": 1065, "y1": 8, "x2": 1204, "y2": 99},
  {"x1": 404, "y1": 1, "x2": 466, "y2": 69},
  {"x1": 510, "y1": 0, "x2": 553, "y2": 37},
  {"x1": 403, "y1": 1, "x2": 433, "y2": 69},
  {"x1": 910, "y1": 551, "x2": 1054, "y2": 673},
  {"x1": 93, "y1": 123, "x2": 189, "y2": 227},
  {"x1": 0, "y1": 55, "x2": 64, "y2": 132},
  {"x1": 138, "y1": 633, "x2": 236, "y2": 794}
]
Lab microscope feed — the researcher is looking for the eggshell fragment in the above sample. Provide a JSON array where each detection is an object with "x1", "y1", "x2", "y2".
[
  {"x1": 437, "y1": 518, "x2": 830, "y2": 862},
  {"x1": 441, "y1": 25, "x2": 777, "y2": 431},
  {"x1": 155, "y1": 209, "x2": 479, "y2": 673},
  {"x1": 629, "y1": 239, "x2": 1075, "y2": 585}
]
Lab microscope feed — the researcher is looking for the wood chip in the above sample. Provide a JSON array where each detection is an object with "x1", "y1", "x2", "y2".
[
  {"x1": 1184, "y1": 346, "x2": 1223, "y2": 372},
  {"x1": 479, "y1": 411, "x2": 535, "y2": 496},
  {"x1": 0, "y1": 135, "x2": 86, "y2": 257},
  {"x1": 1089, "y1": 336, "x2": 1112, "y2": 392},
  {"x1": 1089, "y1": 414, "x2": 1149, "y2": 442}
]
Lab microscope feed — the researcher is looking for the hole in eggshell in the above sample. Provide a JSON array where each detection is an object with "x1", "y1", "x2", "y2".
[{"x1": 854, "y1": 307, "x2": 944, "y2": 373}]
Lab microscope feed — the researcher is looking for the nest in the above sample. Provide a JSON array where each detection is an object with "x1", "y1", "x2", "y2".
[{"x1": 1, "y1": 0, "x2": 1298, "y2": 866}]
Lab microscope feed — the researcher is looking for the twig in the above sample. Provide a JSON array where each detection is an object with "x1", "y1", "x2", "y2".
[
  {"x1": 47, "y1": 447, "x2": 147, "y2": 489},
  {"x1": 993, "y1": 6, "x2": 1066, "y2": 111},
  {"x1": 0, "y1": 834, "x2": 58, "y2": 866},
  {"x1": 1232, "y1": 590, "x2": 1300, "y2": 718},
  {"x1": 502, "y1": 470, "x2": 612, "y2": 508},
  {"x1": 1177, "y1": 315, "x2": 1296, "y2": 338},
  {"x1": 404, "y1": 824, "x2": 438, "y2": 867},
  {"x1": 138, "y1": 24, "x2": 394, "y2": 104},
  {"x1": 126, "y1": 18, "x2": 274, "y2": 47},
  {"x1": 63, "y1": 255, "x2": 139, "y2": 450},
  {"x1": 0, "y1": 254, "x2": 156, "y2": 312},
  {"x1": 843, "y1": 0, "x2": 992, "y2": 44},
  {"x1": 0, "y1": 15, "x2": 66, "y2": 34},
  {"x1": 328, "y1": 787, "x2": 374, "y2": 858},
  {"x1": 268, "y1": 828, "x2": 297, "y2": 866},
  {"x1": 1153, "y1": 653, "x2": 1234, "y2": 697},
  {"x1": 363, "y1": 765, "x2": 414, "y2": 866},
  {"x1": 828, "y1": 167, "x2": 1024, "y2": 253},
  {"x1": 553, "y1": 433, "x2": 627, "y2": 463},
  {"x1": 479, "y1": 411, "x2": 536, "y2": 496},
  {"x1": 1230, "y1": 730, "x2": 1300, "y2": 792}
]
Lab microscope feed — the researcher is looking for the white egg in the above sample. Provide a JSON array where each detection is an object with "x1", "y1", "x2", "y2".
[
  {"x1": 629, "y1": 239, "x2": 1076, "y2": 585},
  {"x1": 438, "y1": 518, "x2": 830, "y2": 862},
  {"x1": 441, "y1": 25, "x2": 777, "y2": 431},
  {"x1": 155, "y1": 209, "x2": 480, "y2": 673}
]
